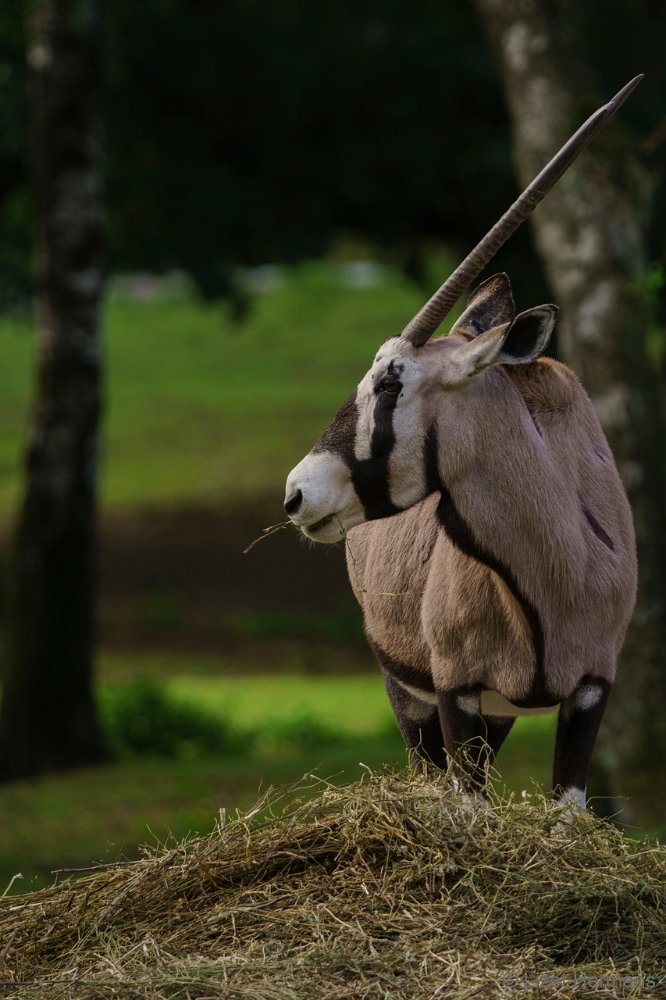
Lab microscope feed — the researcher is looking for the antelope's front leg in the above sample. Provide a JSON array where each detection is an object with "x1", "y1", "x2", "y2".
[
  {"x1": 437, "y1": 687, "x2": 514, "y2": 795},
  {"x1": 381, "y1": 669, "x2": 447, "y2": 772},
  {"x1": 552, "y1": 675, "x2": 611, "y2": 811}
]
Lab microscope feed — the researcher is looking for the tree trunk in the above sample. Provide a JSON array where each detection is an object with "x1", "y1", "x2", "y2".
[
  {"x1": 0, "y1": 0, "x2": 107, "y2": 778},
  {"x1": 475, "y1": 0, "x2": 666, "y2": 828}
]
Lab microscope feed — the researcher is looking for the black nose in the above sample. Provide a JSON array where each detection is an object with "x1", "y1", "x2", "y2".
[{"x1": 284, "y1": 489, "x2": 303, "y2": 516}]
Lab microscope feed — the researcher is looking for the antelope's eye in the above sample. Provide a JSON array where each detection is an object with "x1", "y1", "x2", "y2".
[{"x1": 382, "y1": 380, "x2": 401, "y2": 394}]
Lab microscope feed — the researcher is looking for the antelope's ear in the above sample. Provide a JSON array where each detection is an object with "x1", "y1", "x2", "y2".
[
  {"x1": 448, "y1": 273, "x2": 515, "y2": 339},
  {"x1": 496, "y1": 304, "x2": 558, "y2": 365},
  {"x1": 445, "y1": 304, "x2": 558, "y2": 382}
]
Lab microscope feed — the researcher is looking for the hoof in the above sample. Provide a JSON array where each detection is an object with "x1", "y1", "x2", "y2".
[{"x1": 552, "y1": 787, "x2": 586, "y2": 834}]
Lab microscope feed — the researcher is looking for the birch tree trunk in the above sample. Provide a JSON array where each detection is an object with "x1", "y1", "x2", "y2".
[
  {"x1": 475, "y1": 0, "x2": 666, "y2": 827},
  {"x1": 0, "y1": 0, "x2": 107, "y2": 778}
]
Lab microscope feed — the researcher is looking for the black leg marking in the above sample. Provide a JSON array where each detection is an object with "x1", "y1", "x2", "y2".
[
  {"x1": 438, "y1": 687, "x2": 515, "y2": 792},
  {"x1": 483, "y1": 715, "x2": 515, "y2": 760},
  {"x1": 380, "y1": 670, "x2": 446, "y2": 771},
  {"x1": 552, "y1": 675, "x2": 611, "y2": 802}
]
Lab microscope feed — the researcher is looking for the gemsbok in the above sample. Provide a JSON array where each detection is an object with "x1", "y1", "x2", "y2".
[{"x1": 284, "y1": 79, "x2": 641, "y2": 810}]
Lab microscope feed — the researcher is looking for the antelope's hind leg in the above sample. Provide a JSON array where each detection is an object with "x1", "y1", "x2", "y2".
[
  {"x1": 438, "y1": 687, "x2": 515, "y2": 794},
  {"x1": 552, "y1": 675, "x2": 611, "y2": 811},
  {"x1": 381, "y1": 670, "x2": 447, "y2": 771}
]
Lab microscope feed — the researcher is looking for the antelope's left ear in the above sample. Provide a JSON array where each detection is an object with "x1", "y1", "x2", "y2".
[
  {"x1": 448, "y1": 304, "x2": 558, "y2": 381},
  {"x1": 498, "y1": 305, "x2": 558, "y2": 365}
]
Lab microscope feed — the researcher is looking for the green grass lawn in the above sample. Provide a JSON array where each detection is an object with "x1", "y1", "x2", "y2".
[
  {"x1": 162, "y1": 669, "x2": 557, "y2": 796},
  {"x1": 0, "y1": 256, "x2": 459, "y2": 517}
]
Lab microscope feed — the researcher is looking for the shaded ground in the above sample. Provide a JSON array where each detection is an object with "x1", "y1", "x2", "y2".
[{"x1": 98, "y1": 496, "x2": 366, "y2": 664}]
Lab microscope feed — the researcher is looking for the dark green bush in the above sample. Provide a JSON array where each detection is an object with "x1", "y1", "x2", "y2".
[
  {"x1": 100, "y1": 683, "x2": 351, "y2": 761},
  {"x1": 225, "y1": 609, "x2": 364, "y2": 644},
  {"x1": 262, "y1": 712, "x2": 342, "y2": 751},
  {"x1": 100, "y1": 681, "x2": 244, "y2": 760}
]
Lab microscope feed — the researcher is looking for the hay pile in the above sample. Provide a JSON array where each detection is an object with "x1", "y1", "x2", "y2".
[{"x1": 1, "y1": 770, "x2": 665, "y2": 998}]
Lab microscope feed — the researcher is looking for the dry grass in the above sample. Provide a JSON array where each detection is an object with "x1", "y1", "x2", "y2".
[{"x1": 0, "y1": 768, "x2": 664, "y2": 999}]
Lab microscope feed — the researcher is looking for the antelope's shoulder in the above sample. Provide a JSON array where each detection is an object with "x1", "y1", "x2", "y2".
[
  {"x1": 345, "y1": 497, "x2": 439, "y2": 611},
  {"x1": 505, "y1": 356, "x2": 578, "y2": 417}
]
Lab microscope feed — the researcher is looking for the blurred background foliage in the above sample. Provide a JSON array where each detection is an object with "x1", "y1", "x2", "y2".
[
  {"x1": 1, "y1": 1, "x2": 663, "y2": 310},
  {"x1": 0, "y1": 0, "x2": 664, "y2": 891}
]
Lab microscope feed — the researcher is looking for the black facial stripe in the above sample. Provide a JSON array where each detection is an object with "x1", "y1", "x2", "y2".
[
  {"x1": 370, "y1": 385, "x2": 399, "y2": 456},
  {"x1": 309, "y1": 381, "x2": 399, "y2": 519},
  {"x1": 310, "y1": 371, "x2": 406, "y2": 521},
  {"x1": 351, "y1": 389, "x2": 401, "y2": 519},
  {"x1": 351, "y1": 463, "x2": 401, "y2": 520}
]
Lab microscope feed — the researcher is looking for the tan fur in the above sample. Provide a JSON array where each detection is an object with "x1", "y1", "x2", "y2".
[
  {"x1": 346, "y1": 354, "x2": 637, "y2": 705},
  {"x1": 488, "y1": 570, "x2": 532, "y2": 652}
]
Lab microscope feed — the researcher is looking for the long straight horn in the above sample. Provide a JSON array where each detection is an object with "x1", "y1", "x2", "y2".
[{"x1": 402, "y1": 74, "x2": 644, "y2": 347}]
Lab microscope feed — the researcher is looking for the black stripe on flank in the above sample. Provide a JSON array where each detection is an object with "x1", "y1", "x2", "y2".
[
  {"x1": 368, "y1": 638, "x2": 436, "y2": 695},
  {"x1": 581, "y1": 500, "x2": 615, "y2": 552},
  {"x1": 436, "y1": 484, "x2": 550, "y2": 706}
]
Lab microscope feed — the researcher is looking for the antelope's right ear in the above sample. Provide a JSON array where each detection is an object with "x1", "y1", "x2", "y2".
[{"x1": 448, "y1": 273, "x2": 515, "y2": 339}]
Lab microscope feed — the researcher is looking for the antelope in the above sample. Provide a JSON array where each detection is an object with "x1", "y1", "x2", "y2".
[{"x1": 283, "y1": 79, "x2": 640, "y2": 810}]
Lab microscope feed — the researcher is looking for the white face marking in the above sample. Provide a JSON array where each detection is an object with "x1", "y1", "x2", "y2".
[
  {"x1": 353, "y1": 368, "x2": 375, "y2": 462},
  {"x1": 284, "y1": 451, "x2": 364, "y2": 542}
]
